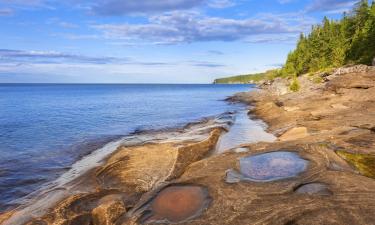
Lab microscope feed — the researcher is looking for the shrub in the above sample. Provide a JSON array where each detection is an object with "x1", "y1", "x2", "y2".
[{"x1": 289, "y1": 77, "x2": 300, "y2": 92}]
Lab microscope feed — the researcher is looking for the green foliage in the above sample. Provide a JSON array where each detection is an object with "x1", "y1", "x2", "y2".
[
  {"x1": 281, "y1": 0, "x2": 375, "y2": 77},
  {"x1": 214, "y1": 69, "x2": 281, "y2": 84},
  {"x1": 312, "y1": 75, "x2": 324, "y2": 84},
  {"x1": 289, "y1": 77, "x2": 300, "y2": 92}
]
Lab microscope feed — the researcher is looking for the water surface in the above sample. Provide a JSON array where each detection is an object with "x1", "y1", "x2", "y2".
[
  {"x1": 0, "y1": 84, "x2": 251, "y2": 212},
  {"x1": 240, "y1": 151, "x2": 308, "y2": 182}
]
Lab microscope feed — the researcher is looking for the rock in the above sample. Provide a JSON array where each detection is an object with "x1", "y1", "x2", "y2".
[
  {"x1": 283, "y1": 106, "x2": 300, "y2": 112},
  {"x1": 225, "y1": 169, "x2": 243, "y2": 183},
  {"x1": 13, "y1": 66, "x2": 375, "y2": 225},
  {"x1": 261, "y1": 77, "x2": 289, "y2": 96},
  {"x1": 330, "y1": 103, "x2": 349, "y2": 110},
  {"x1": 96, "y1": 128, "x2": 222, "y2": 193},
  {"x1": 372, "y1": 57, "x2": 375, "y2": 66},
  {"x1": 0, "y1": 212, "x2": 14, "y2": 225},
  {"x1": 232, "y1": 147, "x2": 249, "y2": 153},
  {"x1": 92, "y1": 195, "x2": 126, "y2": 225},
  {"x1": 332, "y1": 65, "x2": 370, "y2": 76},
  {"x1": 279, "y1": 127, "x2": 309, "y2": 141}
]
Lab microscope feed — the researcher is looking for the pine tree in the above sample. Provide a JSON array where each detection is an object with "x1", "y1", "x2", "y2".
[{"x1": 281, "y1": 0, "x2": 375, "y2": 77}]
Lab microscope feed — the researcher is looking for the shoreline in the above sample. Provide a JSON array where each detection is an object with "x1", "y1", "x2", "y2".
[
  {"x1": 0, "y1": 106, "x2": 276, "y2": 225},
  {"x1": 0, "y1": 110, "x2": 238, "y2": 214},
  {"x1": 3, "y1": 66, "x2": 375, "y2": 224}
]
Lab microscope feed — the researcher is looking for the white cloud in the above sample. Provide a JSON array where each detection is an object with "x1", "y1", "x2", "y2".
[
  {"x1": 92, "y1": 11, "x2": 310, "y2": 44},
  {"x1": 306, "y1": 0, "x2": 357, "y2": 12}
]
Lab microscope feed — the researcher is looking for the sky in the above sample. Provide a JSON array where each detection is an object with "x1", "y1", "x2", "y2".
[{"x1": 0, "y1": 0, "x2": 359, "y2": 83}]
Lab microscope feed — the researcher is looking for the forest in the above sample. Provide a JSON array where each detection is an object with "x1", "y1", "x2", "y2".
[{"x1": 281, "y1": 0, "x2": 375, "y2": 76}]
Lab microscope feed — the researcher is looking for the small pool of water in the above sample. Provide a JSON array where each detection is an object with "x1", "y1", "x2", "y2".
[
  {"x1": 295, "y1": 183, "x2": 332, "y2": 196},
  {"x1": 215, "y1": 110, "x2": 276, "y2": 153},
  {"x1": 235, "y1": 151, "x2": 308, "y2": 182},
  {"x1": 140, "y1": 185, "x2": 211, "y2": 224}
]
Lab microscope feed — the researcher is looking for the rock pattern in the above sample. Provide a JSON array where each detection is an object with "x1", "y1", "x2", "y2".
[
  {"x1": 5, "y1": 127, "x2": 223, "y2": 225},
  {"x1": 92, "y1": 195, "x2": 127, "y2": 225}
]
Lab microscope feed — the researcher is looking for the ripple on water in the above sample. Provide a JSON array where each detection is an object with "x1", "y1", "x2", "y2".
[
  {"x1": 226, "y1": 151, "x2": 308, "y2": 183},
  {"x1": 140, "y1": 185, "x2": 211, "y2": 224}
]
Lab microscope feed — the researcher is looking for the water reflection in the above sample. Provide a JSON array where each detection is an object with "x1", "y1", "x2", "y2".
[
  {"x1": 226, "y1": 151, "x2": 308, "y2": 183},
  {"x1": 216, "y1": 110, "x2": 276, "y2": 153}
]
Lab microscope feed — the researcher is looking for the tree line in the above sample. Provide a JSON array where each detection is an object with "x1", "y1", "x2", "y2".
[{"x1": 281, "y1": 0, "x2": 375, "y2": 77}]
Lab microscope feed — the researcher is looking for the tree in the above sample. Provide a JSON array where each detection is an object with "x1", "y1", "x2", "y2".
[{"x1": 281, "y1": 0, "x2": 375, "y2": 77}]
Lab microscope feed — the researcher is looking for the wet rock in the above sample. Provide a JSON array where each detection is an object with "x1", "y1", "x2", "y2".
[
  {"x1": 92, "y1": 195, "x2": 126, "y2": 225},
  {"x1": 294, "y1": 183, "x2": 332, "y2": 196},
  {"x1": 279, "y1": 127, "x2": 309, "y2": 141},
  {"x1": 139, "y1": 185, "x2": 211, "y2": 224}
]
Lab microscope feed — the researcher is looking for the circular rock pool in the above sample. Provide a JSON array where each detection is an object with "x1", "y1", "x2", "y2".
[
  {"x1": 239, "y1": 151, "x2": 308, "y2": 182},
  {"x1": 140, "y1": 185, "x2": 211, "y2": 224}
]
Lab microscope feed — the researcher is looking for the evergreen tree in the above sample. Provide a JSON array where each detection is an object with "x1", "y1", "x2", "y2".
[{"x1": 281, "y1": 0, "x2": 375, "y2": 77}]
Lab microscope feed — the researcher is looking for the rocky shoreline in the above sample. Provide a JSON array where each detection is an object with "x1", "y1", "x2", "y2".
[{"x1": 2, "y1": 65, "x2": 375, "y2": 225}]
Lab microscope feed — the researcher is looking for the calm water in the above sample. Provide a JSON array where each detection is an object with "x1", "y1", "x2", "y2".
[{"x1": 0, "y1": 84, "x2": 251, "y2": 212}]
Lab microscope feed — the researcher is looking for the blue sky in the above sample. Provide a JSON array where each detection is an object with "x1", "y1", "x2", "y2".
[{"x1": 0, "y1": 0, "x2": 358, "y2": 83}]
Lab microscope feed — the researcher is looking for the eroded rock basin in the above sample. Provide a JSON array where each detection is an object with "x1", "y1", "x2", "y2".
[
  {"x1": 140, "y1": 185, "x2": 211, "y2": 224},
  {"x1": 294, "y1": 183, "x2": 332, "y2": 196},
  {"x1": 227, "y1": 151, "x2": 308, "y2": 183}
]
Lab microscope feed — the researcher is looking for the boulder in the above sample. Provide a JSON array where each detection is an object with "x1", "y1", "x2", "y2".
[{"x1": 267, "y1": 78, "x2": 289, "y2": 96}]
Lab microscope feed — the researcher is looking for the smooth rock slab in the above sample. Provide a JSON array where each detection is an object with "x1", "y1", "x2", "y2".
[
  {"x1": 140, "y1": 185, "x2": 211, "y2": 224},
  {"x1": 279, "y1": 127, "x2": 309, "y2": 141},
  {"x1": 239, "y1": 151, "x2": 308, "y2": 182}
]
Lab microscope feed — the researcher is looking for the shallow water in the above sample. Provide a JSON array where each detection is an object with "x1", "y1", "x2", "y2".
[
  {"x1": 295, "y1": 183, "x2": 332, "y2": 196},
  {"x1": 216, "y1": 109, "x2": 276, "y2": 153},
  {"x1": 239, "y1": 151, "x2": 308, "y2": 182},
  {"x1": 0, "y1": 84, "x2": 252, "y2": 212},
  {"x1": 140, "y1": 185, "x2": 211, "y2": 224}
]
